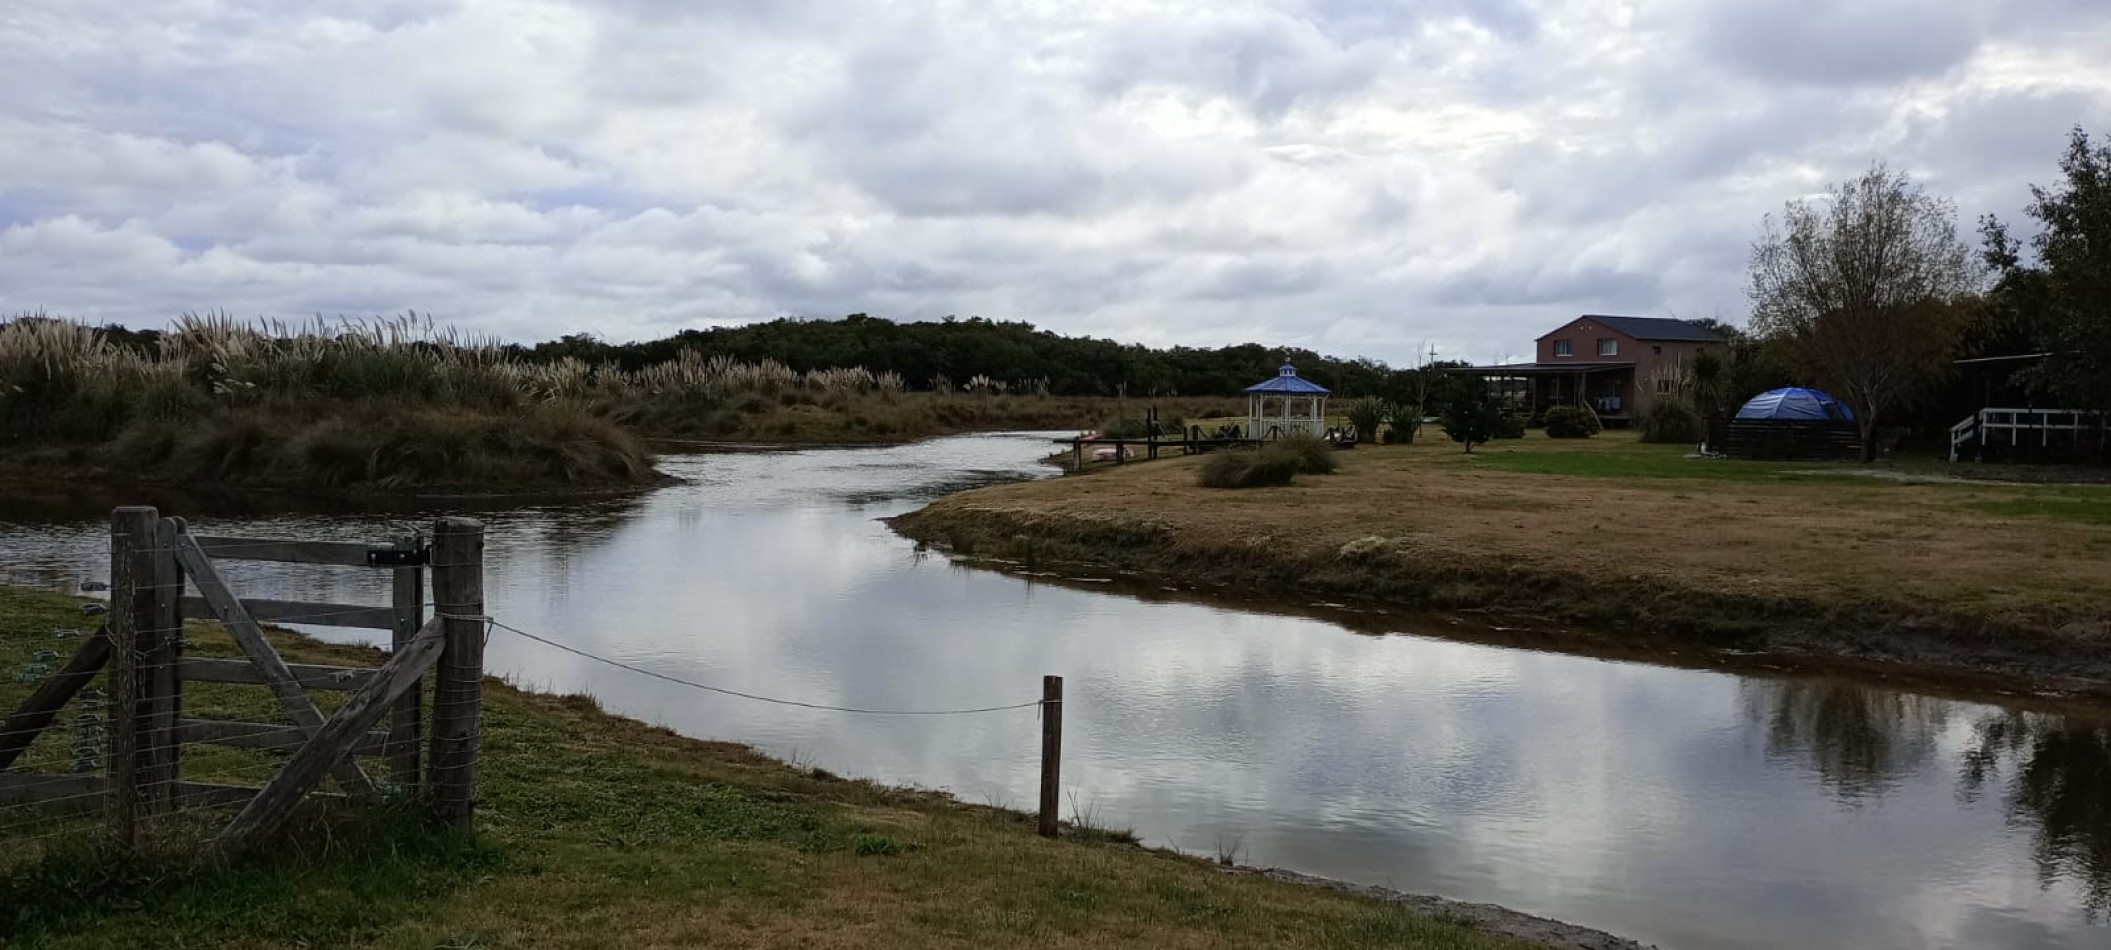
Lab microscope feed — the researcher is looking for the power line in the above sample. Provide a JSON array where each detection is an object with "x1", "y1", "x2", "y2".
[{"x1": 487, "y1": 620, "x2": 1041, "y2": 717}]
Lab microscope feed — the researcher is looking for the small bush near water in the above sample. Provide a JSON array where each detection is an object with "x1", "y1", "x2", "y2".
[
  {"x1": 1639, "y1": 400, "x2": 1707, "y2": 444},
  {"x1": 1198, "y1": 435, "x2": 1337, "y2": 488},
  {"x1": 1543, "y1": 405, "x2": 1601, "y2": 439}
]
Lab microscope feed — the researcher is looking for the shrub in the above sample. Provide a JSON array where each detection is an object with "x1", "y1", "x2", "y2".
[
  {"x1": 1543, "y1": 405, "x2": 1600, "y2": 439},
  {"x1": 1262, "y1": 434, "x2": 1337, "y2": 474},
  {"x1": 1639, "y1": 399, "x2": 1706, "y2": 444},
  {"x1": 1439, "y1": 379, "x2": 1503, "y2": 453},
  {"x1": 1382, "y1": 401, "x2": 1420, "y2": 444},
  {"x1": 1344, "y1": 399, "x2": 1386, "y2": 442},
  {"x1": 1196, "y1": 435, "x2": 1336, "y2": 488},
  {"x1": 1198, "y1": 450, "x2": 1298, "y2": 488}
]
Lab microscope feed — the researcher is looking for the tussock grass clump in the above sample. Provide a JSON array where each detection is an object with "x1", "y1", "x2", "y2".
[
  {"x1": 1200, "y1": 451, "x2": 1300, "y2": 488},
  {"x1": 1199, "y1": 435, "x2": 1337, "y2": 488},
  {"x1": 1639, "y1": 400, "x2": 1706, "y2": 444}
]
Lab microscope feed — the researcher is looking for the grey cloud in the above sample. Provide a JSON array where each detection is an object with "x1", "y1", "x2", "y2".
[
  {"x1": 1, "y1": 0, "x2": 2108, "y2": 366},
  {"x1": 1429, "y1": 264, "x2": 1663, "y2": 309},
  {"x1": 1695, "y1": 0, "x2": 1986, "y2": 87},
  {"x1": 1086, "y1": 9, "x2": 1392, "y2": 118}
]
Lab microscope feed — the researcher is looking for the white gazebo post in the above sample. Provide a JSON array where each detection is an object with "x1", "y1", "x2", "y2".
[{"x1": 1243, "y1": 362, "x2": 1331, "y2": 439}]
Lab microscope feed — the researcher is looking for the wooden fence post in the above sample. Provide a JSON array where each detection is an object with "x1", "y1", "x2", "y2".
[
  {"x1": 387, "y1": 532, "x2": 425, "y2": 791},
  {"x1": 1038, "y1": 674, "x2": 1063, "y2": 839},
  {"x1": 428, "y1": 518, "x2": 485, "y2": 832},
  {"x1": 141, "y1": 517, "x2": 186, "y2": 810},
  {"x1": 106, "y1": 506, "x2": 157, "y2": 846}
]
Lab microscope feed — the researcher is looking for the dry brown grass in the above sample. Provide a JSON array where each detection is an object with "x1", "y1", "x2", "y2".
[{"x1": 898, "y1": 432, "x2": 2111, "y2": 690}]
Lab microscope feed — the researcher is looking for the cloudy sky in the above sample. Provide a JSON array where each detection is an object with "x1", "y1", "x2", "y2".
[{"x1": 3, "y1": 0, "x2": 2108, "y2": 364}]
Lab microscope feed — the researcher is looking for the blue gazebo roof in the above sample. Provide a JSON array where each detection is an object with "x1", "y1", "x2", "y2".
[{"x1": 1244, "y1": 362, "x2": 1331, "y2": 395}]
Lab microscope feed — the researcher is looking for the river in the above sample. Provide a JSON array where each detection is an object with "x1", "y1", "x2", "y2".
[{"x1": 2, "y1": 432, "x2": 2106, "y2": 949}]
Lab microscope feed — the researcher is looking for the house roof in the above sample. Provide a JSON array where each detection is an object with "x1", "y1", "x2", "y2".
[
  {"x1": 1539, "y1": 315, "x2": 1724, "y2": 343},
  {"x1": 1244, "y1": 362, "x2": 1331, "y2": 394},
  {"x1": 1454, "y1": 361, "x2": 1634, "y2": 376}
]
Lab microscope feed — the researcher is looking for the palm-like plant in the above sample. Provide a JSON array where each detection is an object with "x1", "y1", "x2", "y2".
[{"x1": 1685, "y1": 350, "x2": 1729, "y2": 420}]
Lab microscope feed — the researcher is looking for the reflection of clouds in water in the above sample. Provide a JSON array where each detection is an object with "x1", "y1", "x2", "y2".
[{"x1": 3, "y1": 431, "x2": 2110, "y2": 949}]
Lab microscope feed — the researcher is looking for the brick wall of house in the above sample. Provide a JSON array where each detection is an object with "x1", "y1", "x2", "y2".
[{"x1": 1537, "y1": 318, "x2": 1716, "y2": 416}]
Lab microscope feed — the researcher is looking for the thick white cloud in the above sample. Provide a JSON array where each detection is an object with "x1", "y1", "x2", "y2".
[{"x1": 1, "y1": 0, "x2": 2108, "y2": 363}]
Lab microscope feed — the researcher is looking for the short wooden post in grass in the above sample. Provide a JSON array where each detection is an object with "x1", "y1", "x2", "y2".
[
  {"x1": 105, "y1": 506, "x2": 158, "y2": 846},
  {"x1": 428, "y1": 518, "x2": 486, "y2": 832},
  {"x1": 1038, "y1": 674, "x2": 1063, "y2": 839}
]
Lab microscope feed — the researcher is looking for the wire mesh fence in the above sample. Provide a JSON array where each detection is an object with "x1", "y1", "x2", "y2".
[{"x1": 0, "y1": 509, "x2": 486, "y2": 861}]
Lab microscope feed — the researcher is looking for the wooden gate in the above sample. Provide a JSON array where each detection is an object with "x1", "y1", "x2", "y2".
[{"x1": 0, "y1": 507, "x2": 486, "y2": 851}]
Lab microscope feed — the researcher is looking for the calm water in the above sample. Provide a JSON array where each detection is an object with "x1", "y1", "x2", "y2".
[{"x1": 3, "y1": 432, "x2": 2107, "y2": 950}]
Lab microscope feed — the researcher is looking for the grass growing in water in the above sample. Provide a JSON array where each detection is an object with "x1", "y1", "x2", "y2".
[{"x1": 0, "y1": 585, "x2": 1541, "y2": 949}]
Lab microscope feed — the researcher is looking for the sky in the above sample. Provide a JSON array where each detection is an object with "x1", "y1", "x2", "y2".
[{"x1": 2, "y1": 0, "x2": 2108, "y2": 366}]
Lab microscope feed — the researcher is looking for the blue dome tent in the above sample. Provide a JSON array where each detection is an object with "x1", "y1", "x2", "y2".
[{"x1": 1735, "y1": 387, "x2": 1854, "y2": 422}]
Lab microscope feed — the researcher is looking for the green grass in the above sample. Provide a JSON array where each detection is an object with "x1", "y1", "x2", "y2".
[
  {"x1": 0, "y1": 586, "x2": 1541, "y2": 949},
  {"x1": 1966, "y1": 492, "x2": 2111, "y2": 526}
]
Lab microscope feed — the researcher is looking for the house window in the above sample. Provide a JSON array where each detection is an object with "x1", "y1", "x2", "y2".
[
  {"x1": 1598, "y1": 338, "x2": 1618, "y2": 356},
  {"x1": 1652, "y1": 345, "x2": 1662, "y2": 355},
  {"x1": 1553, "y1": 339, "x2": 1573, "y2": 357}
]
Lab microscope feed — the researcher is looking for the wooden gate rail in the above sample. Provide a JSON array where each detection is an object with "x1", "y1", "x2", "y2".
[{"x1": 0, "y1": 508, "x2": 486, "y2": 852}]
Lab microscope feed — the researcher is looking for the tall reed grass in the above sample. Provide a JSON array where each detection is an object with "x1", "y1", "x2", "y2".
[{"x1": 0, "y1": 314, "x2": 1157, "y2": 490}]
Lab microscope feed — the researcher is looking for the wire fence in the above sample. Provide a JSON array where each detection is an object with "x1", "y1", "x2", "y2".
[{"x1": 3, "y1": 509, "x2": 1071, "y2": 868}]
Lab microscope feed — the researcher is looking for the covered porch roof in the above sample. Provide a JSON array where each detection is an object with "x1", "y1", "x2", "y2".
[{"x1": 1452, "y1": 361, "x2": 1634, "y2": 376}]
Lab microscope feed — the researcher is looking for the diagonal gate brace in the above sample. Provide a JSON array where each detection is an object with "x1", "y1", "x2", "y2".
[
  {"x1": 217, "y1": 617, "x2": 447, "y2": 851},
  {"x1": 173, "y1": 533, "x2": 380, "y2": 800},
  {"x1": 0, "y1": 625, "x2": 111, "y2": 770}
]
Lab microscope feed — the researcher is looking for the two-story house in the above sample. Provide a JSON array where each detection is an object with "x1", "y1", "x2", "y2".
[{"x1": 1459, "y1": 315, "x2": 1724, "y2": 425}]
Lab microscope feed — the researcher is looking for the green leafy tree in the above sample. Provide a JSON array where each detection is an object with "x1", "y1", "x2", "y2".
[
  {"x1": 1749, "y1": 163, "x2": 1980, "y2": 461},
  {"x1": 1440, "y1": 376, "x2": 1504, "y2": 453},
  {"x1": 1982, "y1": 128, "x2": 2111, "y2": 420}
]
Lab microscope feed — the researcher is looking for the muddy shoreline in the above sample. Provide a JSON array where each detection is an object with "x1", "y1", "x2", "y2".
[
  {"x1": 1229, "y1": 867, "x2": 1656, "y2": 950},
  {"x1": 890, "y1": 505, "x2": 2111, "y2": 704}
]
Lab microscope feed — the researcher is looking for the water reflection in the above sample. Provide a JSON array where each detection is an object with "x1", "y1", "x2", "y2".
[
  {"x1": 1962, "y1": 713, "x2": 2111, "y2": 916},
  {"x1": 1741, "y1": 679, "x2": 1950, "y2": 802},
  {"x1": 3, "y1": 433, "x2": 2110, "y2": 949}
]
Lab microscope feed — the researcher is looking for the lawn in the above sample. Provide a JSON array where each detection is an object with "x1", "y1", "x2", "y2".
[
  {"x1": 0, "y1": 585, "x2": 1550, "y2": 950},
  {"x1": 897, "y1": 430, "x2": 2111, "y2": 690}
]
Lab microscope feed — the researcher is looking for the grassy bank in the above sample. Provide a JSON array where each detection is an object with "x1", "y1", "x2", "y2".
[
  {"x1": 0, "y1": 316, "x2": 1236, "y2": 495},
  {"x1": 894, "y1": 432, "x2": 2111, "y2": 697},
  {"x1": 0, "y1": 586, "x2": 1576, "y2": 949}
]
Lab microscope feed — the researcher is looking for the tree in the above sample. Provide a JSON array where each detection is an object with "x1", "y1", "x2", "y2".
[
  {"x1": 1982, "y1": 128, "x2": 2111, "y2": 421},
  {"x1": 1749, "y1": 164, "x2": 1980, "y2": 461},
  {"x1": 1684, "y1": 349, "x2": 1728, "y2": 421},
  {"x1": 1440, "y1": 376, "x2": 1504, "y2": 453}
]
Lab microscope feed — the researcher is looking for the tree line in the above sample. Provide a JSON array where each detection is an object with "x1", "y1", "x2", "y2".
[
  {"x1": 517, "y1": 316, "x2": 1399, "y2": 399},
  {"x1": 1738, "y1": 126, "x2": 2111, "y2": 461}
]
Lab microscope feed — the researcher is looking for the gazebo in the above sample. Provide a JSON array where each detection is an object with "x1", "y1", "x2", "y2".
[{"x1": 1244, "y1": 362, "x2": 1330, "y2": 438}]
